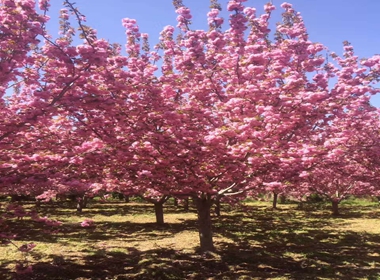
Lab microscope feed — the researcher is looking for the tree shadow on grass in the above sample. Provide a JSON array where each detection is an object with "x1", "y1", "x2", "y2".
[
  {"x1": 5, "y1": 219, "x2": 200, "y2": 248},
  {"x1": 212, "y1": 205, "x2": 380, "y2": 279},
  {"x1": 2, "y1": 201, "x2": 198, "y2": 245},
  {"x1": 215, "y1": 232, "x2": 380, "y2": 279},
  {"x1": 3, "y1": 202, "x2": 380, "y2": 279},
  {"x1": 44, "y1": 219, "x2": 200, "y2": 244},
  {"x1": 34, "y1": 201, "x2": 197, "y2": 218},
  {"x1": 5, "y1": 230, "x2": 380, "y2": 280},
  {"x1": 1, "y1": 245, "x2": 292, "y2": 280},
  {"x1": 296, "y1": 203, "x2": 380, "y2": 219}
]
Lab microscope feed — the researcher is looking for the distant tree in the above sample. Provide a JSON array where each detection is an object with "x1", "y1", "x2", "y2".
[{"x1": 297, "y1": 106, "x2": 380, "y2": 215}]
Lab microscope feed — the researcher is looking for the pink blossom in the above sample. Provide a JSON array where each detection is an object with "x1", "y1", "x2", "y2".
[
  {"x1": 60, "y1": 9, "x2": 69, "y2": 20},
  {"x1": 243, "y1": 7, "x2": 256, "y2": 18},
  {"x1": 280, "y1": 2, "x2": 292, "y2": 9},
  {"x1": 122, "y1": 18, "x2": 137, "y2": 28},
  {"x1": 38, "y1": 0, "x2": 50, "y2": 10},
  {"x1": 176, "y1": 7, "x2": 192, "y2": 18},
  {"x1": 264, "y1": 3, "x2": 276, "y2": 13},
  {"x1": 19, "y1": 243, "x2": 36, "y2": 253},
  {"x1": 80, "y1": 219, "x2": 95, "y2": 227},
  {"x1": 299, "y1": 171, "x2": 309, "y2": 178},
  {"x1": 36, "y1": 190, "x2": 57, "y2": 202},
  {"x1": 227, "y1": 1, "x2": 244, "y2": 12}
]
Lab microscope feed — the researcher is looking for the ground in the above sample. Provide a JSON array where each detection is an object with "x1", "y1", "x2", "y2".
[{"x1": 1, "y1": 198, "x2": 380, "y2": 279}]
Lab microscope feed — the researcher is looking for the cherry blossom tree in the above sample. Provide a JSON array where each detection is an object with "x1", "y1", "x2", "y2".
[
  {"x1": 2, "y1": 0, "x2": 380, "y2": 255},
  {"x1": 79, "y1": 0, "x2": 378, "y2": 251},
  {"x1": 0, "y1": 0, "x2": 111, "y2": 197},
  {"x1": 72, "y1": 0, "x2": 377, "y2": 251},
  {"x1": 297, "y1": 104, "x2": 380, "y2": 215},
  {"x1": 0, "y1": 0, "x2": 113, "y2": 265}
]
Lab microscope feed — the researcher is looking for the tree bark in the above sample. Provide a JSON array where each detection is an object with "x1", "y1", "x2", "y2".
[
  {"x1": 195, "y1": 196, "x2": 215, "y2": 252},
  {"x1": 183, "y1": 197, "x2": 189, "y2": 212},
  {"x1": 273, "y1": 192, "x2": 278, "y2": 209},
  {"x1": 77, "y1": 198, "x2": 84, "y2": 213},
  {"x1": 82, "y1": 196, "x2": 88, "y2": 208},
  {"x1": 124, "y1": 195, "x2": 130, "y2": 203},
  {"x1": 154, "y1": 202, "x2": 164, "y2": 225},
  {"x1": 173, "y1": 198, "x2": 178, "y2": 207},
  {"x1": 214, "y1": 198, "x2": 221, "y2": 217},
  {"x1": 298, "y1": 201, "x2": 304, "y2": 210},
  {"x1": 332, "y1": 200, "x2": 340, "y2": 216}
]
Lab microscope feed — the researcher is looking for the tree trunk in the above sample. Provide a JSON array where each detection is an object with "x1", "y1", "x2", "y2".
[
  {"x1": 124, "y1": 195, "x2": 130, "y2": 203},
  {"x1": 183, "y1": 197, "x2": 189, "y2": 212},
  {"x1": 77, "y1": 199, "x2": 84, "y2": 213},
  {"x1": 214, "y1": 198, "x2": 221, "y2": 217},
  {"x1": 273, "y1": 192, "x2": 278, "y2": 209},
  {"x1": 298, "y1": 201, "x2": 304, "y2": 210},
  {"x1": 195, "y1": 197, "x2": 214, "y2": 252},
  {"x1": 332, "y1": 200, "x2": 339, "y2": 216},
  {"x1": 154, "y1": 202, "x2": 164, "y2": 225},
  {"x1": 192, "y1": 197, "x2": 197, "y2": 206},
  {"x1": 173, "y1": 198, "x2": 178, "y2": 207},
  {"x1": 82, "y1": 196, "x2": 88, "y2": 208}
]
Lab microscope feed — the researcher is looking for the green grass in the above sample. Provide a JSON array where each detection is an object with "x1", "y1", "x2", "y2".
[{"x1": 1, "y1": 198, "x2": 380, "y2": 279}]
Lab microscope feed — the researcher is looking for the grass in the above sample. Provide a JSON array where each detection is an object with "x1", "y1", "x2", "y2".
[{"x1": 1, "y1": 198, "x2": 380, "y2": 279}]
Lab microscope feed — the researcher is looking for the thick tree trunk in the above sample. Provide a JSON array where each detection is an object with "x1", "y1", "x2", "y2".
[
  {"x1": 154, "y1": 202, "x2": 164, "y2": 225},
  {"x1": 124, "y1": 195, "x2": 130, "y2": 203},
  {"x1": 173, "y1": 198, "x2": 178, "y2": 207},
  {"x1": 183, "y1": 197, "x2": 189, "y2": 212},
  {"x1": 273, "y1": 192, "x2": 278, "y2": 209},
  {"x1": 195, "y1": 197, "x2": 214, "y2": 252},
  {"x1": 332, "y1": 200, "x2": 340, "y2": 216},
  {"x1": 214, "y1": 198, "x2": 221, "y2": 217}
]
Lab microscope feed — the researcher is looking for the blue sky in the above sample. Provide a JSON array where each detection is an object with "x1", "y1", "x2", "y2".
[{"x1": 47, "y1": 0, "x2": 380, "y2": 107}]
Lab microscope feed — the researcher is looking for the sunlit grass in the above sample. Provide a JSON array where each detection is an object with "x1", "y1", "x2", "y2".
[{"x1": 1, "y1": 197, "x2": 380, "y2": 279}]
